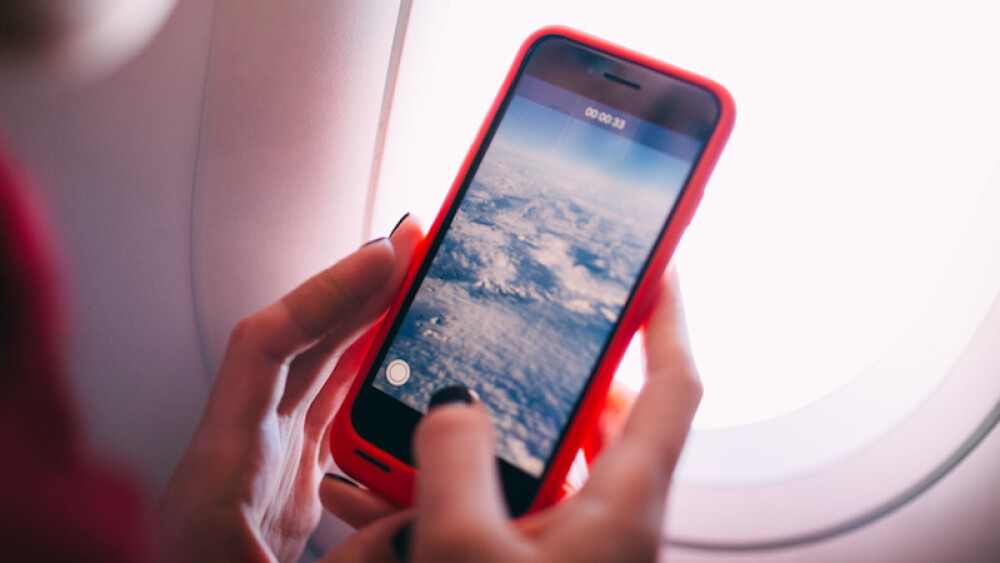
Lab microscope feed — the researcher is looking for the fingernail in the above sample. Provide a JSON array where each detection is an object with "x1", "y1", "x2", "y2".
[
  {"x1": 391, "y1": 523, "x2": 411, "y2": 561},
  {"x1": 390, "y1": 213, "x2": 411, "y2": 238},
  {"x1": 324, "y1": 473, "x2": 359, "y2": 488},
  {"x1": 362, "y1": 236, "x2": 387, "y2": 248},
  {"x1": 428, "y1": 385, "x2": 477, "y2": 410}
]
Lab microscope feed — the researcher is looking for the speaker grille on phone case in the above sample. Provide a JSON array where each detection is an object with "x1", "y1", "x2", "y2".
[
  {"x1": 355, "y1": 449, "x2": 391, "y2": 472},
  {"x1": 604, "y1": 72, "x2": 641, "y2": 90}
]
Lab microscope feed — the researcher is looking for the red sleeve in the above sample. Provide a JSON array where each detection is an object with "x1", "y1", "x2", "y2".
[{"x1": 0, "y1": 141, "x2": 148, "y2": 561}]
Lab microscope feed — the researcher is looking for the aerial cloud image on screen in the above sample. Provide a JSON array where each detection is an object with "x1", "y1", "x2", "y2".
[{"x1": 374, "y1": 80, "x2": 695, "y2": 476}]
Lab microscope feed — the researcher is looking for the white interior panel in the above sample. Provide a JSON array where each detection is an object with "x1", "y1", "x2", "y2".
[
  {"x1": 192, "y1": 0, "x2": 403, "y2": 373},
  {"x1": 0, "y1": 0, "x2": 214, "y2": 491}
]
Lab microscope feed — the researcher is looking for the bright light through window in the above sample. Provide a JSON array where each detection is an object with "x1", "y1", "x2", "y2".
[{"x1": 372, "y1": 1, "x2": 1000, "y2": 431}]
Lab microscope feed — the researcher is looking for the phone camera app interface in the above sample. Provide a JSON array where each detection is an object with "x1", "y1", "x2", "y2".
[
  {"x1": 373, "y1": 73, "x2": 705, "y2": 477},
  {"x1": 385, "y1": 359, "x2": 411, "y2": 387}
]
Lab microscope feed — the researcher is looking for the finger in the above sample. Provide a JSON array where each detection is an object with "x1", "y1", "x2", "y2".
[
  {"x1": 302, "y1": 324, "x2": 377, "y2": 440},
  {"x1": 581, "y1": 379, "x2": 638, "y2": 464},
  {"x1": 598, "y1": 381, "x2": 638, "y2": 448},
  {"x1": 582, "y1": 272, "x2": 702, "y2": 513},
  {"x1": 639, "y1": 268, "x2": 697, "y2": 391},
  {"x1": 411, "y1": 390, "x2": 511, "y2": 560},
  {"x1": 206, "y1": 241, "x2": 396, "y2": 425},
  {"x1": 631, "y1": 270, "x2": 702, "y2": 466},
  {"x1": 282, "y1": 216, "x2": 424, "y2": 415},
  {"x1": 305, "y1": 325, "x2": 379, "y2": 474},
  {"x1": 318, "y1": 511, "x2": 412, "y2": 563},
  {"x1": 210, "y1": 217, "x2": 423, "y2": 426},
  {"x1": 282, "y1": 216, "x2": 423, "y2": 391},
  {"x1": 278, "y1": 329, "x2": 352, "y2": 418},
  {"x1": 320, "y1": 473, "x2": 400, "y2": 529}
]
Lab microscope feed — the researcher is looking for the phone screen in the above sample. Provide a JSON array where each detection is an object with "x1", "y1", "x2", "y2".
[{"x1": 352, "y1": 36, "x2": 719, "y2": 506}]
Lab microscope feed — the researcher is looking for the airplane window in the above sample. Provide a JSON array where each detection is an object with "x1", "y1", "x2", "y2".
[
  {"x1": 363, "y1": 13, "x2": 1000, "y2": 544},
  {"x1": 371, "y1": 0, "x2": 1000, "y2": 460}
]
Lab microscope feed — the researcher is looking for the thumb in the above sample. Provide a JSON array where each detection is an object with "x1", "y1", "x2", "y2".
[{"x1": 411, "y1": 387, "x2": 510, "y2": 558}]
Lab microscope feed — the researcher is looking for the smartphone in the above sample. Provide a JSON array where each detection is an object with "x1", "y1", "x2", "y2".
[{"x1": 332, "y1": 26, "x2": 734, "y2": 516}]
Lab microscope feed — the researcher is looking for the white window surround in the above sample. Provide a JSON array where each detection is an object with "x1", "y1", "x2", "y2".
[
  {"x1": 665, "y1": 169, "x2": 1000, "y2": 546},
  {"x1": 367, "y1": 0, "x2": 1000, "y2": 546}
]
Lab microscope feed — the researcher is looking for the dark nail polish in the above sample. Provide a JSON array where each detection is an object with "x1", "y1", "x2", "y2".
[
  {"x1": 390, "y1": 213, "x2": 411, "y2": 237},
  {"x1": 428, "y1": 385, "x2": 476, "y2": 410},
  {"x1": 362, "y1": 236, "x2": 387, "y2": 248},
  {"x1": 391, "y1": 523, "x2": 411, "y2": 561},
  {"x1": 324, "y1": 473, "x2": 359, "y2": 487}
]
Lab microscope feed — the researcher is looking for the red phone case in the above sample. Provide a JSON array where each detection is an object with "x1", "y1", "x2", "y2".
[{"x1": 332, "y1": 25, "x2": 735, "y2": 514}]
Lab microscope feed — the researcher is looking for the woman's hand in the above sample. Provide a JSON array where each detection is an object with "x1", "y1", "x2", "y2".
[
  {"x1": 156, "y1": 217, "x2": 421, "y2": 563},
  {"x1": 320, "y1": 270, "x2": 701, "y2": 562},
  {"x1": 410, "y1": 271, "x2": 700, "y2": 562}
]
